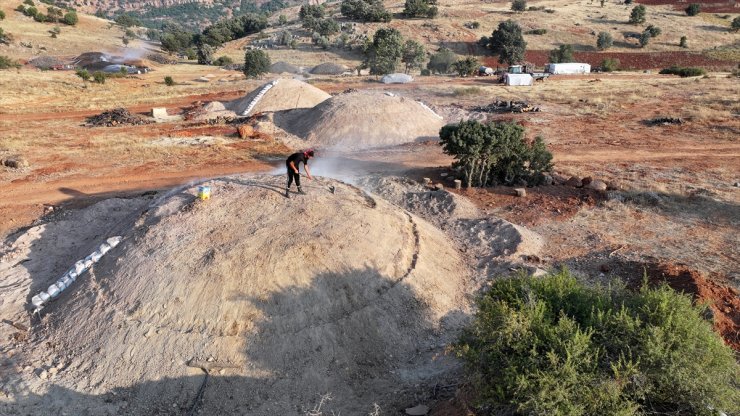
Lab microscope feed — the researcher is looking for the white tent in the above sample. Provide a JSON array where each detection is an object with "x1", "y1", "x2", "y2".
[
  {"x1": 545, "y1": 63, "x2": 591, "y2": 74},
  {"x1": 504, "y1": 73, "x2": 533, "y2": 86}
]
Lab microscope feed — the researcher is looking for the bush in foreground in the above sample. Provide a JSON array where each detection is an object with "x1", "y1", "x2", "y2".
[
  {"x1": 456, "y1": 270, "x2": 740, "y2": 416},
  {"x1": 659, "y1": 65, "x2": 706, "y2": 77}
]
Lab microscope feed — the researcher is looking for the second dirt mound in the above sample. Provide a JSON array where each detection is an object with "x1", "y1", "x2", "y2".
[
  {"x1": 227, "y1": 79, "x2": 331, "y2": 116},
  {"x1": 275, "y1": 91, "x2": 445, "y2": 150}
]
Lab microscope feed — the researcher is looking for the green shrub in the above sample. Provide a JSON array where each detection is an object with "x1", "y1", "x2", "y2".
[
  {"x1": 659, "y1": 65, "x2": 706, "y2": 77},
  {"x1": 76, "y1": 68, "x2": 90, "y2": 81},
  {"x1": 645, "y1": 24, "x2": 661, "y2": 37},
  {"x1": 15, "y1": 5, "x2": 25, "y2": 13},
  {"x1": 525, "y1": 28, "x2": 547, "y2": 35},
  {"x1": 62, "y1": 11, "x2": 77, "y2": 25},
  {"x1": 299, "y1": 4, "x2": 324, "y2": 20},
  {"x1": 24, "y1": 6, "x2": 38, "y2": 17},
  {"x1": 439, "y1": 120, "x2": 552, "y2": 187},
  {"x1": 278, "y1": 14, "x2": 288, "y2": 25},
  {"x1": 451, "y1": 56, "x2": 478, "y2": 77},
  {"x1": 629, "y1": 4, "x2": 646, "y2": 24},
  {"x1": 213, "y1": 55, "x2": 233, "y2": 66},
  {"x1": 92, "y1": 71, "x2": 106, "y2": 84},
  {"x1": 164, "y1": 76, "x2": 175, "y2": 86},
  {"x1": 601, "y1": 57, "x2": 620, "y2": 71},
  {"x1": 33, "y1": 12, "x2": 46, "y2": 22},
  {"x1": 549, "y1": 44, "x2": 574, "y2": 63},
  {"x1": 624, "y1": 0, "x2": 632, "y2": 4},
  {"x1": 0, "y1": 10, "x2": 6, "y2": 20},
  {"x1": 686, "y1": 3, "x2": 700, "y2": 16},
  {"x1": 455, "y1": 270, "x2": 740, "y2": 416},
  {"x1": 511, "y1": 0, "x2": 527, "y2": 12},
  {"x1": 679, "y1": 36, "x2": 688, "y2": 47},
  {"x1": 341, "y1": 0, "x2": 391, "y2": 22},
  {"x1": 732, "y1": 16, "x2": 740, "y2": 31},
  {"x1": 243, "y1": 49, "x2": 270, "y2": 78},
  {"x1": 639, "y1": 30, "x2": 650, "y2": 47},
  {"x1": 0, "y1": 28, "x2": 11, "y2": 45},
  {"x1": 23, "y1": 0, "x2": 34, "y2": 5},
  {"x1": 453, "y1": 86, "x2": 483, "y2": 96},
  {"x1": 427, "y1": 47, "x2": 457, "y2": 74},
  {"x1": 596, "y1": 31, "x2": 613, "y2": 50},
  {"x1": 403, "y1": 0, "x2": 438, "y2": 18},
  {"x1": 0, "y1": 55, "x2": 21, "y2": 69},
  {"x1": 420, "y1": 68, "x2": 431, "y2": 76}
]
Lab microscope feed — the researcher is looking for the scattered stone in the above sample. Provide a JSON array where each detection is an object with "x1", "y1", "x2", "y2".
[
  {"x1": 514, "y1": 188, "x2": 527, "y2": 197},
  {"x1": 48, "y1": 367, "x2": 58, "y2": 376},
  {"x1": 606, "y1": 181, "x2": 623, "y2": 191},
  {"x1": 3, "y1": 157, "x2": 29, "y2": 169},
  {"x1": 440, "y1": 172, "x2": 448, "y2": 177},
  {"x1": 422, "y1": 178, "x2": 431, "y2": 185},
  {"x1": 219, "y1": 369, "x2": 225, "y2": 375},
  {"x1": 405, "y1": 404, "x2": 430, "y2": 415},
  {"x1": 587, "y1": 180, "x2": 608, "y2": 191},
  {"x1": 38, "y1": 370, "x2": 48, "y2": 379},
  {"x1": 734, "y1": 182, "x2": 740, "y2": 188},
  {"x1": 565, "y1": 176, "x2": 583, "y2": 188},
  {"x1": 453, "y1": 179, "x2": 462, "y2": 190},
  {"x1": 434, "y1": 183, "x2": 445, "y2": 191},
  {"x1": 646, "y1": 116, "x2": 682, "y2": 126},
  {"x1": 581, "y1": 177, "x2": 593, "y2": 186}
]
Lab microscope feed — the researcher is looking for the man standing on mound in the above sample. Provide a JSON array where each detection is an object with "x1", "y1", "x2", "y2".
[{"x1": 285, "y1": 149, "x2": 314, "y2": 198}]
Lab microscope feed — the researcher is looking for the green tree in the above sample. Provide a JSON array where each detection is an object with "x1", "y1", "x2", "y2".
[
  {"x1": 596, "y1": 31, "x2": 612, "y2": 50},
  {"x1": 685, "y1": 3, "x2": 700, "y2": 16},
  {"x1": 299, "y1": 4, "x2": 325, "y2": 20},
  {"x1": 732, "y1": 16, "x2": 740, "y2": 32},
  {"x1": 679, "y1": 35, "x2": 688, "y2": 47},
  {"x1": 426, "y1": 47, "x2": 457, "y2": 74},
  {"x1": 164, "y1": 76, "x2": 175, "y2": 86},
  {"x1": 62, "y1": 11, "x2": 78, "y2": 25},
  {"x1": 278, "y1": 14, "x2": 288, "y2": 25},
  {"x1": 629, "y1": 5, "x2": 646, "y2": 24},
  {"x1": 401, "y1": 39, "x2": 425, "y2": 73},
  {"x1": 243, "y1": 49, "x2": 270, "y2": 78},
  {"x1": 646, "y1": 24, "x2": 661, "y2": 37},
  {"x1": 549, "y1": 44, "x2": 574, "y2": 63},
  {"x1": 511, "y1": 0, "x2": 526, "y2": 12},
  {"x1": 0, "y1": 10, "x2": 6, "y2": 20},
  {"x1": 122, "y1": 36, "x2": 130, "y2": 47},
  {"x1": 197, "y1": 43, "x2": 214, "y2": 64},
  {"x1": 114, "y1": 13, "x2": 140, "y2": 28},
  {"x1": 439, "y1": 120, "x2": 552, "y2": 187},
  {"x1": 403, "y1": 0, "x2": 438, "y2": 18},
  {"x1": 639, "y1": 30, "x2": 650, "y2": 47},
  {"x1": 24, "y1": 6, "x2": 38, "y2": 17},
  {"x1": 364, "y1": 27, "x2": 403, "y2": 75},
  {"x1": 451, "y1": 56, "x2": 479, "y2": 77},
  {"x1": 486, "y1": 20, "x2": 527, "y2": 65},
  {"x1": 23, "y1": 0, "x2": 34, "y2": 5},
  {"x1": 341, "y1": 0, "x2": 391, "y2": 22}
]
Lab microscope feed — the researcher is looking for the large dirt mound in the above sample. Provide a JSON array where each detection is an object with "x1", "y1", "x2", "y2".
[
  {"x1": 227, "y1": 79, "x2": 331, "y2": 116},
  {"x1": 11, "y1": 176, "x2": 471, "y2": 415},
  {"x1": 274, "y1": 92, "x2": 445, "y2": 150}
]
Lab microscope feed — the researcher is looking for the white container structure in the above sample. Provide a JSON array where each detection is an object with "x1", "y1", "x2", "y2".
[{"x1": 545, "y1": 63, "x2": 591, "y2": 74}]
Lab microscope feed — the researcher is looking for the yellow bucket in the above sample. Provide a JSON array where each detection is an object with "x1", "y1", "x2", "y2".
[{"x1": 197, "y1": 185, "x2": 211, "y2": 200}]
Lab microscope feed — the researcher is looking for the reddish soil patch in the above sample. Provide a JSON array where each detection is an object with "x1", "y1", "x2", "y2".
[
  {"x1": 484, "y1": 51, "x2": 736, "y2": 70},
  {"x1": 647, "y1": 263, "x2": 740, "y2": 351},
  {"x1": 454, "y1": 185, "x2": 606, "y2": 227},
  {"x1": 636, "y1": 0, "x2": 739, "y2": 13}
]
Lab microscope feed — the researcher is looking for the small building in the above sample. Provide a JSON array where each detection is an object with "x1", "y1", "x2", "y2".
[
  {"x1": 503, "y1": 73, "x2": 533, "y2": 86},
  {"x1": 545, "y1": 63, "x2": 591, "y2": 74}
]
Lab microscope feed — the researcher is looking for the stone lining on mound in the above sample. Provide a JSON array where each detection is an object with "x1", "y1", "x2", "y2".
[{"x1": 226, "y1": 79, "x2": 331, "y2": 117}]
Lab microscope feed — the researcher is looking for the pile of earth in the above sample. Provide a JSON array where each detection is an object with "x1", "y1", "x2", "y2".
[
  {"x1": 27, "y1": 55, "x2": 67, "y2": 69},
  {"x1": 269, "y1": 61, "x2": 302, "y2": 74},
  {"x1": 274, "y1": 91, "x2": 445, "y2": 150},
  {"x1": 0, "y1": 175, "x2": 475, "y2": 415},
  {"x1": 310, "y1": 62, "x2": 348, "y2": 75},
  {"x1": 193, "y1": 79, "x2": 331, "y2": 120},
  {"x1": 85, "y1": 108, "x2": 153, "y2": 127}
]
